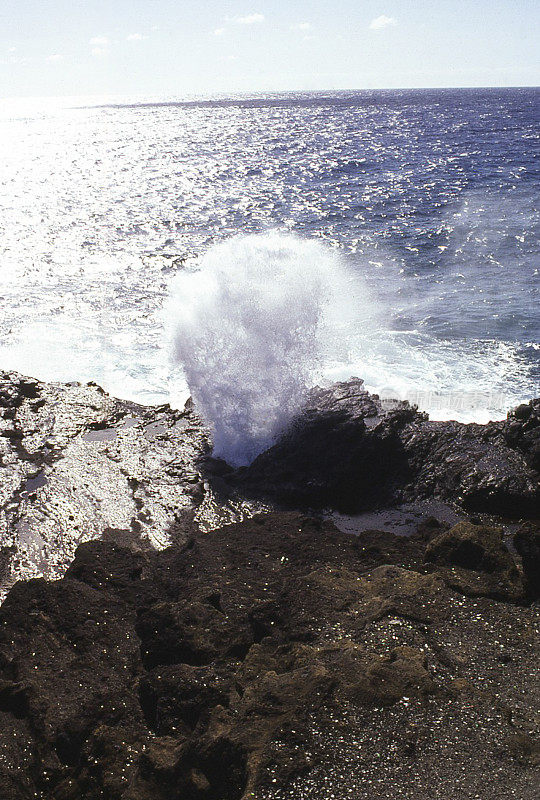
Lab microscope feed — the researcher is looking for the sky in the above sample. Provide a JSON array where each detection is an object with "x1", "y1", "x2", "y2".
[{"x1": 0, "y1": 0, "x2": 538, "y2": 98}]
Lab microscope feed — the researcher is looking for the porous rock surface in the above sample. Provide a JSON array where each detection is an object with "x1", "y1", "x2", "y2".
[
  {"x1": 0, "y1": 371, "x2": 539, "y2": 799},
  {"x1": 0, "y1": 512, "x2": 538, "y2": 800}
]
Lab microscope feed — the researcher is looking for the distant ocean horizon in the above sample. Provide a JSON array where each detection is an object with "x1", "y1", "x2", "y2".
[{"x1": 0, "y1": 86, "x2": 538, "y2": 421}]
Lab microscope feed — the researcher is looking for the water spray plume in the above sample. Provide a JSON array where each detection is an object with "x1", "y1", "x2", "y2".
[{"x1": 166, "y1": 233, "x2": 365, "y2": 466}]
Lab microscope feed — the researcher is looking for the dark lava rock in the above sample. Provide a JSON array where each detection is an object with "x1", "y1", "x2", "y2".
[
  {"x1": 424, "y1": 521, "x2": 523, "y2": 601},
  {"x1": 425, "y1": 521, "x2": 515, "y2": 573},
  {"x1": 231, "y1": 380, "x2": 416, "y2": 511},
  {"x1": 514, "y1": 522, "x2": 540, "y2": 599},
  {"x1": 1, "y1": 371, "x2": 538, "y2": 602},
  {"x1": 0, "y1": 512, "x2": 538, "y2": 799},
  {"x1": 0, "y1": 372, "x2": 539, "y2": 797},
  {"x1": 232, "y1": 379, "x2": 540, "y2": 518},
  {"x1": 504, "y1": 398, "x2": 540, "y2": 472},
  {"x1": 426, "y1": 522, "x2": 514, "y2": 573}
]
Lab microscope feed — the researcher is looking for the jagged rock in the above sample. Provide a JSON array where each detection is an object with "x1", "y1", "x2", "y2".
[
  {"x1": 233, "y1": 379, "x2": 540, "y2": 517},
  {"x1": 139, "y1": 663, "x2": 234, "y2": 736},
  {"x1": 0, "y1": 371, "x2": 264, "y2": 600},
  {"x1": 348, "y1": 563, "x2": 447, "y2": 622},
  {"x1": 232, "y1": 381, "x2": 416, "y2": 511},
  {"x1": 0, "y1": 512, "x2": 537, "y2": 799},
  {"x1": 504, "y1": 398, "x2": 540, "y2": 472},
  {"x1": 425, "y1": 521, "x2": 515, "y2": 572},
  {"x1": 136, "y1": 600, "x2": 253, "y2": 669},
  {"x1": 322, "y1": 641, "x2": 436, "y2": 705},
  {"x1": 1, "y1": 371, "x2": 538, "y2": 601},
  {"x1": 0, "y1": 372, "x2": 539, "y2": 797}
]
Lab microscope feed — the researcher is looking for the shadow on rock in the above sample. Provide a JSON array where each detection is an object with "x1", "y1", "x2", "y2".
[{"x1": 212, "y1": 380, "x2": 540, "y2": 519}]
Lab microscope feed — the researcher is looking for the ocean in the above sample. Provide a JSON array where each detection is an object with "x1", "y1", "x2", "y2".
[{"x1": 0, "y1": 87, "x2": 538, "y2": 422}]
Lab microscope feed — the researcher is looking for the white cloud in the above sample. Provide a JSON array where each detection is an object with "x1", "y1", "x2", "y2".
[
  {"x1": 89, "y1": 36, "x2": 109, "y2": 57},
  {"x1": 126, "y1": 33, "x2": 147, "y2": 41},
  {"x1": 213, "y1": 28, "x2": 226, "y2": 37},
  {"x1": 6, "y1": 54, "x2": 29, "y2": 65},
  {"x1": 46, "y1": 54, "x2": 64, "y2": 63},
  {"x1": 232, "y1": 13, "x2": 265, "y2": 25},
  {"x1": 369, "y1": 15, "x2": 397, "y2": 30},
  {"x1": 290, "y1": 22, "x2": 312, "y2": 32},
  {"x1": 3, "y1": 46, "x2": 28, "y2": 65}
]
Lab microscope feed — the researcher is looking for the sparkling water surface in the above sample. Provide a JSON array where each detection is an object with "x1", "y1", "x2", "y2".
[{"x1": 0, "y1": 88, "x2": 538, "y2": 420}]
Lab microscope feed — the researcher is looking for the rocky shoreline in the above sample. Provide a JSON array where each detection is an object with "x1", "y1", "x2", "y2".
[{"x1": 0, "y1": 371, "x2": 538, "y2": 798}]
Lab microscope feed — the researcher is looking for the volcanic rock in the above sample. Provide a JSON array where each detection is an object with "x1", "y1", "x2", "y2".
[
  {"x1": 0, "y1": 512, "x2": 537, "y2": 799},
  {"x1": 0, "y1": 371, "x2": 539, "y2": 797},
  {"x1": 234, "y1": 379, "x2": 540, "y2": 517},
  {"x1": 0, "y1": 371, "x2": 265, "y2": 600},
  {"x1": 424, "y1": 521, "x2": 523, "y2": 601},
  {"x1": 514, "y1": 522, "x2": 540, "y2": 599},
  {"x1": 1, "y1": 371, "x2": 539, "y2": 599}
]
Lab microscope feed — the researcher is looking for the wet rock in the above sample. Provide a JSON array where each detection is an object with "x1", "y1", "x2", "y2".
[
  {"x1": 504, "y1": 398, "x2": 540, "y2": 472},
  {"x1": 0, "y1": 373, "x2": 539, "y2": 797},
  {"x1": 0, "y1": 371, "x2": 266, "y2": 600},
  {"x1": 1, "y1": 371, "x2": 538, "y2": 602},
  {"x1": 234, "y1": 381, "x2": 415, "y2": 511},
  {"x1": 233, "y1": 379, "x2": 539, "y2": 518}
]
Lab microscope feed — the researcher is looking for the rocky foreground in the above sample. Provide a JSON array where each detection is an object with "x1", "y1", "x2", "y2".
[{"x1": 0, "y1": 371, "x2": 538, "y2": 799}]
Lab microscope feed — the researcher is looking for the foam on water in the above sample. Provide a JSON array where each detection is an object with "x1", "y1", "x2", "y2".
[
  {"x1": 166, "y1": 233, "x2": 369, "y2": 466},
  {"x1": 165, "y1": 233, "x2": 537, "y2": 466},
  {"x1": 0, "y1": 90, "x2": 537, "y2": 437}
]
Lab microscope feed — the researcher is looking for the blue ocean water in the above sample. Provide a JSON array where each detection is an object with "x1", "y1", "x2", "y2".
[{"x1": 0, "y1": 88, "x2": 538, "y2": 420}]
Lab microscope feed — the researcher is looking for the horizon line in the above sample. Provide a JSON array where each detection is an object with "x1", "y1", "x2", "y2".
[{"x1": 1, "y1": 84, "x2": 539, "y2": 107}]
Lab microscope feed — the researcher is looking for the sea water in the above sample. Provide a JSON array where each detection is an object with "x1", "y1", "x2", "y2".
[{"x1": 0, "y1": 89, "x2": 538, "y2": 445}]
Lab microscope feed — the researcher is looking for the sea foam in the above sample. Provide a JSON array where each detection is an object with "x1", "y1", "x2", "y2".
[{"x1": 166, "y1": 233, "x2": 366, "y2": 466}]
